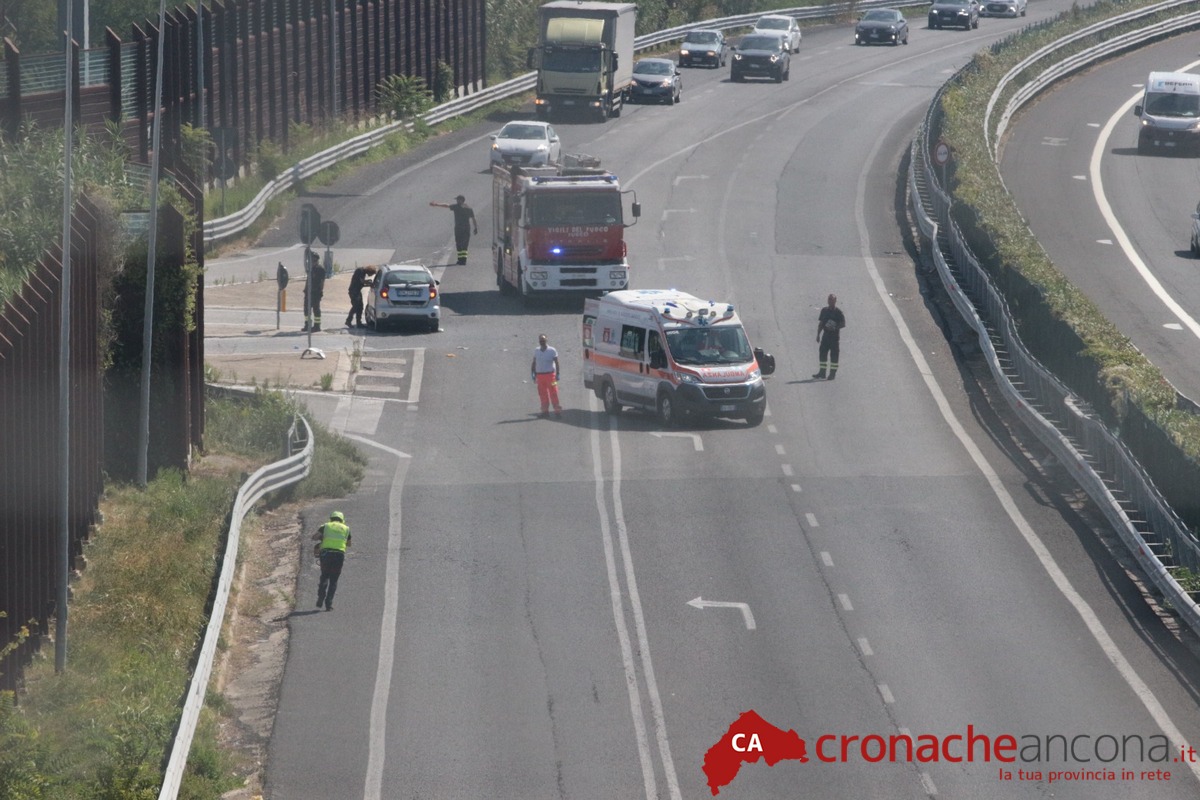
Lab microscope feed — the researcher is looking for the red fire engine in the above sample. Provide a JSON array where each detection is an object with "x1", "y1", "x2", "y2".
[{"x1": 492, "y1": 156, "x2": 639, "y2": 301}]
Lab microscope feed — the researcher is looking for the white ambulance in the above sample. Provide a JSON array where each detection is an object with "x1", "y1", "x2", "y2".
[{"x1": 582, "y1": 289, "x2": 775, "y2": 426}]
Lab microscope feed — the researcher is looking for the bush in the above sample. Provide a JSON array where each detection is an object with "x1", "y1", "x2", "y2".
[{"x1": 375, "y1": 75, "x2": 434, "y2": 121}]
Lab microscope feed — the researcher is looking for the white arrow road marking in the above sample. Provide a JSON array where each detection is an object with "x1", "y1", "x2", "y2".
[
  {"x1": 650, "y1": 431, "x2": 703, "y2": 451},
  {"x1": 687, "y1": 596, "x2": 756, "y2": 630}
]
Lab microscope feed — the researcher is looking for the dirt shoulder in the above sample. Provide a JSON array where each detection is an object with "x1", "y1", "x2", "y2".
[{"x1": 214, "y1": 505, "x2": 303, "y2": 800}]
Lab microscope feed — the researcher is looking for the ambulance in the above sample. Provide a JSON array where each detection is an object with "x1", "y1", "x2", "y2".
[{"x1": 582, "y1": 289, "x2": 775, "y2": 426}]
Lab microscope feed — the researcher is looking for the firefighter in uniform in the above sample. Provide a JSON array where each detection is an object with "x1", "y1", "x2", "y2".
[
  {"x1": 813, "y1": 293, "x2": 846, "y2": 380},
  {"x1": 302, "y1": 250, "x2": 325, "y2": 332},
  {"x1": 429, "y1": 195, "x2": 478, "y2": 265},
  {"x1": 311, "y1": 511, "x2": 351, "y2": 611}
]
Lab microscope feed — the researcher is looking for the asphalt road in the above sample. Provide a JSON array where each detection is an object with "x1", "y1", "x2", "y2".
[
  {"x1": 213, "y1": 8, "x2": 1200, "y2": 799},
  {"x1": 999, "y1": 33, "x2": 1200, "y2": 404}
]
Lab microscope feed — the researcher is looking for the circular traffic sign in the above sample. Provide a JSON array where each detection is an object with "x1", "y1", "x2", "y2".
[
  {"x1": 318, "y1": 220, "x2": 340, "y2": 247},
  {"x1": 933, "y1": 139, "x2": 951, "y2": 167}
]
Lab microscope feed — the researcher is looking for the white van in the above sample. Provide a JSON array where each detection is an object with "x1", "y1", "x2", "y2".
[
  {"x1": 582, "y1": 289, "x2": 775, "y2": 426},
  {"x1": 1134, "y1": 71, "x2": 1200, "y2": 154}
]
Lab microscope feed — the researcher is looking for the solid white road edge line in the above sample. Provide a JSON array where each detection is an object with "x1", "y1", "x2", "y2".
[
  {"x1": 608, "y1": 415, "x2": 684, "y2": 800},
  {"x1": 589, "y1": 413, "x2": 659, "y2": 800},
  {"x1": 341, "y1": 436, "x2": 410, "y2": 800},
  {"x1": 857, "y1": 121, "x2": 1200, "y2": 786},
  {"x1": 1090, "y1": 56, "x2": 1200, "y2": 341}
]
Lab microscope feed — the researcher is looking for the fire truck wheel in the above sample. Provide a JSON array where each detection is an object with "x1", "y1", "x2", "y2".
[
  {"x1": 496, "y1": 257, "x2": 512, "y2": 294},
  {"x1": 657, "y1": 391, "x2": 679, "y2": 427},
  {"x1": 601, "y1": 381, "x2": 622, "y2": 415}
]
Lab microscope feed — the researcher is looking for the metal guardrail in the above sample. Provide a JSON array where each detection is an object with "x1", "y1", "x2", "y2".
[
  {"x1": 986, "y1": 0, "x2": 1200, "y2": 157},
  {"x1": 201, "y1": 0, "x2": 903, "y2": 245},
  {"x1": 909, "y1": 9, "x2": 1200, "y2": 637},
  {"x1": 157, "y1": 413, "x2": 314, "y2": 800}
]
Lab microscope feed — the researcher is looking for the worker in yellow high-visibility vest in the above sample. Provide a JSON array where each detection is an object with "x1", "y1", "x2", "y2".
[{"x1": 311, "y1": 511, "x2": 351, "y2": 611}]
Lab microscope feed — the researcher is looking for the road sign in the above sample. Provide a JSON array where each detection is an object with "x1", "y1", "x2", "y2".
[
  {"x1": 299, "y1": 204, "x2": 321, "y2": 245},
  {"x1": 933, "y1": 139, "x2": 951, "y2": 167},
  {"x1": 318, "y1": 220, "x2": 340, "y2": 247}
]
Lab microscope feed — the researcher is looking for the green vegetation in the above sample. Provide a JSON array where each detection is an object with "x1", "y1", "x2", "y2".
[
  {"x1": 0, "y1": 121, "x2": 140, "y2": 306},
  {"x1": 0, "y1": 390, "x2": 365, "y2": 799},
  {"x1": 936, "y1": 0, "x2": 1200, "y2": 460}
]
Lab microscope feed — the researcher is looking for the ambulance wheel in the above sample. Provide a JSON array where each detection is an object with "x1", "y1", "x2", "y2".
[
  {"x1": 601, "y1": 381, "x2": 622, "y2": 415},
  {"x1": 657, "y1": 391, "x2": 679, "y2": 427},
  {"x1": 746, "y1": 409, "x2": 765, "y2": 427}
]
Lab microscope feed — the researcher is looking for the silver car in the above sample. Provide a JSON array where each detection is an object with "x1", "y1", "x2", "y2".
[
  {"x1": 982, "y1": 0, "x2": 1026, "y2": 17},
  {"x1": 489, "y1": 121, "x2": 561, "y2": 169},
  {"x1": 751, "y1": 15, "x2": 801, "y2": 53},
  {"x1": 366, "y1": 263, "x2": 441, "y2": 332}
]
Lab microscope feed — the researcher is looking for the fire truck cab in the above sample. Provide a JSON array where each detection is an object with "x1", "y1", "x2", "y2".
[
  {"x1": 492, "y1": 156, "x2": 638, "y2": 301},
  {"x1": 583, "y1": 289, "x2": 775, "y2": 427}
]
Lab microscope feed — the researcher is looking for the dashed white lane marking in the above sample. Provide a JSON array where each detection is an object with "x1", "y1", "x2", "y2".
[
  {"x1": 774, "y1": 443, "x2": 786, "y2": 455},
  {"x1": 790, "y1": 483, "x2": 802, "y2": 493},
  {"x1": 838, "y1": 593, "x2": 854, "y2": 611},
  {"x1": 920, "y1": 772, "x2": 939, "y2": 795},
  {"x1": 878, "y1": 684, "x2": 894, "y2": 704},
  {"x1": 821, "y1": 551, "x2": 834, "y2": 567},
  {"x1": 863, "y1": 97, "x2": 1200, "y2": 786},
  {"x1": 805, "y1": 512, "x2": 818, "y2": 528},
  {"x1": 781, "y1": 464, "x2": 794, "y2": 477},
  {"x1": 858, "y1": 637, "x2": 874, "y2": 656}
]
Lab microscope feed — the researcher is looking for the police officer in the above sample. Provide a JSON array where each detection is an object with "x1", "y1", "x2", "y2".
[
  {"x1": 311, "y1": 511, "x2": 351, "y2": 611},
  {"x1": 429, "y1": 195, "x2": 478, "y2": 265}
]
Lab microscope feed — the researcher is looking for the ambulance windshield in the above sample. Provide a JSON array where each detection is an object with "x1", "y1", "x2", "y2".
[{"x1": 666, "y1": 326, "x2": 753, "y2": 365}]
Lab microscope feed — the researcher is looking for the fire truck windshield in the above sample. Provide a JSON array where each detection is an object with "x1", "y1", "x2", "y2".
[
  {"x1": 528, "y1": 193, "x2": 622, "y2": 226},
  {"x1": 543, "y1": 48, "x2": 602, "y2": 73},
  {"x1": 666, "y1": 326, "x2": 753, "y2": 365}
]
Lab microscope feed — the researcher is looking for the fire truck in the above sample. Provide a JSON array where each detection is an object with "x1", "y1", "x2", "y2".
[{"x1": 492, "y1": 155, "x2": 639, "y2": 301}]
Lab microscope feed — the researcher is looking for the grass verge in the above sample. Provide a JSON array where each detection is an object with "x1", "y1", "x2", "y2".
[{"x1": 0, "y1": 389, "x2": 366, "y2": 799}]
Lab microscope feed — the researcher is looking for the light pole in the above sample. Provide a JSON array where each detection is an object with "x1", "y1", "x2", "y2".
[{"x1": 196, "y1": 0, "x2": 205, "y2": 129}]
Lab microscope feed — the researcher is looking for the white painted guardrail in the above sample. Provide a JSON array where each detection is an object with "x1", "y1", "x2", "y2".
[
  {"x1": 202, "y1": 0, "x2": 902, "y2": 245},
  {"x1": 910, "y1": 1, "x2": 1200, "y2": 637},
  {"x1": 157, "y1": 413, "x2": 314, "y2": 800},
  {"x1": 986, "y1": 0, "x2": 1200, "y2": 158}
]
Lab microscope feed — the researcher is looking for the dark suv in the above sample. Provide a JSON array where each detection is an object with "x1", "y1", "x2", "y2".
[{"x1": 731, "y1": 34, "x2": 790, "y2": 83}]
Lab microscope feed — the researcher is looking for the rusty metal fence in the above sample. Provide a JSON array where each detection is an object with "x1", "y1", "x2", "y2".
[
  {"x1": 0, "y1": 186, "x2": 205, "y2": 691},
  {"x1": 1, "y1": 0, "x2": 486, "y2": 175},
  {"x1": 0, "y1": 197, "x2": 106, "y2": 691}
]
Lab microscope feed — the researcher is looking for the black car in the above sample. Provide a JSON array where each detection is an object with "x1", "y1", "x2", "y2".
[
  {"x1": 679, "y1": 29, "x2": 729, "y2": 68},
  {"x1": 928, "y1": 0, "x2": 978, "y2": 30},
  {"x1": 855, "y1": 8, "x2": 909, "y2": 45},
  {"x1": 731, "y1": 34, "x2": 791, "y2": 83},
  {"x1": 629, "y1": 58, "x2": 682, "y2": 105}
]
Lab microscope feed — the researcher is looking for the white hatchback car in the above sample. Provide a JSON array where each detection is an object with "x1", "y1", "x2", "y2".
[
  {"x1": 751, "y1": 15, "x2": 801, "y2": 53},
  {"x1": 489, "y1": 120, "x2": 562, "y2": 169},
  {"x1": 365, "y1": 263, "x2": 441, "y2": 332}
]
